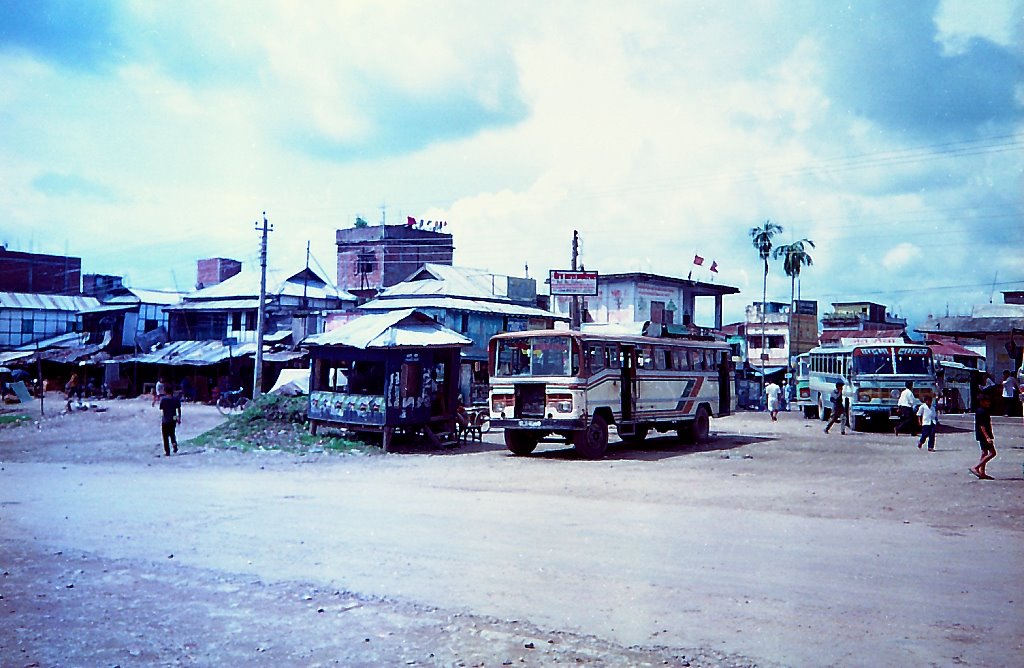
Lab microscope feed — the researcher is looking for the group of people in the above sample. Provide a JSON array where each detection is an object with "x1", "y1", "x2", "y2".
[
  {"x1": 817, "y1": 378, "x2": 1000, "y2": 480},
  {"x1": 763, "y1": 380, "x2": 794, "y2": 421}
]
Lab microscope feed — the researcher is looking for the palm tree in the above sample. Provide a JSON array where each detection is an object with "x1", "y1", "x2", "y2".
[
  {"x1": 749, "y1": 220, "x2": 783, "y2": 394},
  {"x1": 773, "y1": 239, "x2": 815, "y2": 363}
]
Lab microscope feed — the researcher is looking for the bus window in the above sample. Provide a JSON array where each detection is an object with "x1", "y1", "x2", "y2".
[
  {"x1": 655, "y1": 348, "x2": 668, "y2": 370},
  {"x1": 608, "y1": 344, "x2": 621, "y2": 369},
  {"x1": 895, "y1": 348, "x2": 932, "y2": 374},
  {"x1": 585, "y1": 344, "x2": 606, "y2": 374},
  {"x1": 638, "y1": 346, "x2": 653, "y2": 369}
]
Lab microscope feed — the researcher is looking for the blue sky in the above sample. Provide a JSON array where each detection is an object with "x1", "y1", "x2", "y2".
[{"x1": 0, "y1": 0, "x2": 1021, "y2": 329}]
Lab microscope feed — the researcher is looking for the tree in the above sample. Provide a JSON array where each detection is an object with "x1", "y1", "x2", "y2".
[
  {"x1": 749, "y1": 220, "x2": 783, "y2": 392},
  {"x1": 354, "y1": 217, "x2": 369, "y2": 228},
  {"x1": 773, "y1": 239, "x2": 815, "y2": 363}
]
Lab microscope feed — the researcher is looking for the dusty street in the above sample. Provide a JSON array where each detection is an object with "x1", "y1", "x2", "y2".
[{"x1": 1, "y1": 396, "x2": 1022, "y2": 667}]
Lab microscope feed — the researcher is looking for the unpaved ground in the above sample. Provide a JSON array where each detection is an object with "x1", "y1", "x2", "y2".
[{"x1": 1, "y1": 395, "x2": 1022, "y2": 667}]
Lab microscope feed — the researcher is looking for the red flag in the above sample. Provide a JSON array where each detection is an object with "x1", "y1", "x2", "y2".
[
  {"x1": 710, "y1": 261, "x2": 719, "y2": 273},
  {"x1": 693, "y1": 254, "x2": 704, "y2": 266},
  {"x1": 406, "y1": 216, "x2": 416, "y2": 227}
]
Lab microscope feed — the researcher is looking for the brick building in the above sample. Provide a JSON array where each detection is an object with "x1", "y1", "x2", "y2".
[
  {"x1": 336, "y1": 225, "x2": 454, "y2": 299},
  {"x1": 196, "y1": 257, "x2": 242, "y2": 290},
  {"x1": 0, "y1": 247, "x2": 81, "y2": 295}
]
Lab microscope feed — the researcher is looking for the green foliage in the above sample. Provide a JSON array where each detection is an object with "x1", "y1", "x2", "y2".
[
  {"x1": 354, "y1": 216, "x2": 369, "y2": 228},
  {"x1": 189, "y1": 393, "x2": 378, "y2": 455}
]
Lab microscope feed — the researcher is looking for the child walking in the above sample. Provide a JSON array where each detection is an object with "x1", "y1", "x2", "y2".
[
  {"x1": 971, "y1": 393, "x2": 996, "y2": 479},
  {"x1": 916, "y1": 395, "x2": 938, "y2": 451}
]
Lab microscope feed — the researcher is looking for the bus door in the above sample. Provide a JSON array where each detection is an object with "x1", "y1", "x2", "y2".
[
  {"x1": 718, "y1": 351, "x2": 731, "y2": 416},
  {"x1": 620, "y1": 344, "x2": 636, "y2": 421}
]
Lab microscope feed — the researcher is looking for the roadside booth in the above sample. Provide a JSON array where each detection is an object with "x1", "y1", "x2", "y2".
[{"x1": 304, "y1": 309, "x2": 470, "y2": 451}]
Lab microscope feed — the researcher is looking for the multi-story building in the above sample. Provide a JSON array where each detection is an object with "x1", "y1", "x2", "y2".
[
  {"x1": 0, "y1": 292, "x2": 98, "y2": 351},
  {"x1": 0, "y1": 247, "x2": 82, "y2": 295},
  {"x1": 336, "y1": 224, "x2": 454, "y2": 299},
  {"x1": 549, "y1": 272, "x2": 739, "y2": 331},
  {"x1": 744, "y1": 301, "x2": 818, "y2": 376}
]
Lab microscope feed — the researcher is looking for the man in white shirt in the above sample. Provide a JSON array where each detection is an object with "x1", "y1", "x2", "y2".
[
  {"x1": 894, "y1": 381, "x2": 918, "y2": 436},
  {"x1": 1001, "y1": 370, "x2": 1018, "y2": 416},
  {"x1": 765, "y1": 381, "x2": 782, "y2": 422},
  {"x1": 916, "y1": 395, "x2": 938, "y2": 451}
]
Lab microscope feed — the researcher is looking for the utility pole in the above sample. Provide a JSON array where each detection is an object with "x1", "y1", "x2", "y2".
[
  {"x1": 571, "y1": 230, "x2": 580, "y2": 330},
  {"x1": 253, "y1": 212, "x2": 273, "y2": 399}
]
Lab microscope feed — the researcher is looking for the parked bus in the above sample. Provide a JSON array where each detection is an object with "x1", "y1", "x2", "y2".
[
  {"x1": 795, "y1": 352, "x2": 815, "y2": 418},
  {"x1": 807, "y1": 342, "x2": 937, "y2": 431},
  {"x1": 488, "y1": 326, "x2": 734, "y2": 458}
]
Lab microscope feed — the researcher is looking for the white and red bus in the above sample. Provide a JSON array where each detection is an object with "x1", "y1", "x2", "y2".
[{"x1": 488, "y1": 327, "x2": 734, "y2": 458}]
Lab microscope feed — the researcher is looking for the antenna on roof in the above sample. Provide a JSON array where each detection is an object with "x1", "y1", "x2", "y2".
[{"x1": 989, "y1": 271, "x2": 998, "y2": 304}]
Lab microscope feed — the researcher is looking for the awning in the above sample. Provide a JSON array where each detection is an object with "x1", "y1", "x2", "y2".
[
  {"x1": 126, "y1": 340, "x2": 258, "y2": 366},
  {"x1": 262, "y1": 350, "x2": 307, "y2": 363},
  {"x1": 750, "y1": 365, "x2": 786, "y2": 377}
]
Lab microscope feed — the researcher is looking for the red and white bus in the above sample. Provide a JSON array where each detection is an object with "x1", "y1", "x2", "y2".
[{"x1": 488, "y1": 326, "x2": 734, "y2": 458}]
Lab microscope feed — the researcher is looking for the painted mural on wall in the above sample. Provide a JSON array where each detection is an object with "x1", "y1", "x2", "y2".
[{"x1": 309, "y1": 390, "x2": 386, "y2": 425}]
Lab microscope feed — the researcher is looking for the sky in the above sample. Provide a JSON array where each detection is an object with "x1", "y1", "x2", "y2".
[{"x1": 1, "y1": 0, "x2": 1021, "y2": 330}]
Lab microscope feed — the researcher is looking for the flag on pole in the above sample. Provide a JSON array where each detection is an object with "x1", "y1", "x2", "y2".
[
  {"x1": 693, "y1": 254, "x2": 704, "y2": 266},
  {"x1": 406, "y1": 216, "x2": 416, "y2": 227},
  {"x1": 710, "y1": 261, "x2": 719, "y2": 273}
]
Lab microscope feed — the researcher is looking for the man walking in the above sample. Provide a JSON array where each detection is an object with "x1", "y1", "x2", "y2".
[
  {"x1": 159, "y1": 384, "x2": 181, "y2": 456},
  {"x1": 765, "y1": 380, "x2": 782, "y2": 422},
  {"x1": 916, "y1": 395, "x2": 938, "y2": 451},
  {"x1": 894, "y1": 381, "x2": 918, "y2": 436},
  {"x1": 823, "y1": 381, "x2": 847, "y2": 435}
]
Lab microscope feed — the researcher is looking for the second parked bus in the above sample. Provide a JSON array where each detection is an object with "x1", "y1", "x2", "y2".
[{"x1": 807, "y1": 342, "x2": 937, "y2": 431}]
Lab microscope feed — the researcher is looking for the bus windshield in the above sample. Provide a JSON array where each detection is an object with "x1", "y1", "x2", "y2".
[
  {"x1": 852, "y1": 346, "x2": 932, "y2": 376},
  {"x1": 494, "y1": 336, "x2": 577, "y2": 377}
]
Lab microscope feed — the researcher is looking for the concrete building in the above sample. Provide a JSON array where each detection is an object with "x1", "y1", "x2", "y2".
[
  {"x1": 549, "y1": 272, "x2": 739, "y2": 331},
  {"x1": 743, "y1": 301, "x2": 818, "y2": 376},
  {"x1": 0, "y1": 247, "x2": 81, "y2": 295},
  {"x1": 821, "y1": 301, "x2": 907, "y2": 334},
  {"x1": 336, "y1": 224, "x2": 454, "y2": 299}
]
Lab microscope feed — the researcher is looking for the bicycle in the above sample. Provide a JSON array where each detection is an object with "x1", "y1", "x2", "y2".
[
  {"x1": 216, "y1": 388, "x2": 251, "y2": 415},
  {"x1": 466, "y1": 405, "x2": 491, "y2": 434}
]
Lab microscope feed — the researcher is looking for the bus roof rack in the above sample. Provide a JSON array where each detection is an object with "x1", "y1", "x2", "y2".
[{"x1": 642, "y1": 322, "x2": 724, "y2": 341}]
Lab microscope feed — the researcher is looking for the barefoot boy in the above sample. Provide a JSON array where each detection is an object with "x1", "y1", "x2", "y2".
[{"x1": 971, "y1": 393, "x2": 996, "y2": 479}]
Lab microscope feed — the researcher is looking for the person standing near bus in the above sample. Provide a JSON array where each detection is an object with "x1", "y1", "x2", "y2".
[
  {"x1": 1001, "y1": 370, "x2": 1018, "y2": 416},
  {"x1": 765, "y1": 380, "x2": 782, "y2": 421},
  {"x1": 971, "y1": 393, "x2": 996, "y2": 479},
  {"x1": 823, "y1": 381, "x2": 847, "y2": 435},
  {"x1": 158, "y1": 384, "x2": 182, "y2": 456},
  {"x1": 894, "y1": 381, "x2": 918, "y2": 436},
  {"x1": 916, "y1": 395, "x2": 938, "y2": 451}
]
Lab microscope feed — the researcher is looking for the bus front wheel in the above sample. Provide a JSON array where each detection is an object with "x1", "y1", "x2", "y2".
[
  {"x1": 573, "y1": 415, "x2": 609, "y2": 459},
  {"x1": 504, "y1": 430, "x2": 538, "y2": 456}
]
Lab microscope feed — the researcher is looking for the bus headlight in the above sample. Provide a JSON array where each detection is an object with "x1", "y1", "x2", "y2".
[
  {"x1": 857, "y1": 391, "x2": 872, "y2": 403},
  {"x1": 890, "y1": 389, "x2": 901, "y2": 400},
  {"x1": 491, "y1": 395, "x2": 514, "y2": 414},
  {"x1": 546, "y1": 394, "x2": 574, "y2": 414}
]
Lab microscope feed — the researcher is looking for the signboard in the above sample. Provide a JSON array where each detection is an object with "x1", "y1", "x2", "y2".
[
  {"x1": 841, "y1": 337, "x2": 904, "y2": 347},
  {"x1": 549, "y1": 270, "x2": 599, "y2": 296},
  {"x1": 794, "y1": 299, "x2": 817, "y2": 315}
]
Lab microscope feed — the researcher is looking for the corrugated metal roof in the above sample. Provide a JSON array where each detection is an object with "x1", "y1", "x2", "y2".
[
  {"x1": 819, "y1": 328, "x2": 906, "y2": 343},
  {"x1": 188, "y1": 267, "x2": 357, "y2": 302},
  {"x1": 78, "y1": 303, "x2": 136, "y2": 315},
  {"x1": 918, "y1": 305, "x2": 1024, "y2": 335},
  {"x1": 0, "y1": 292, "x2": 99, "y2": 311},
  {"x1": 127, "y1": 340, "x2": 258, "y2": 366},
  {"x1": 166, "y1": 298, "x2": 264, "y2": 311},
  {"x1": 381, "y1": 263, "x2": 510, "y2": 300},
  {"x1": 360, "y1": 295, "x2": 564, "y2": 320},
  {"x1": 305, "y1": 309, "x2": 471, "y2": 349}
]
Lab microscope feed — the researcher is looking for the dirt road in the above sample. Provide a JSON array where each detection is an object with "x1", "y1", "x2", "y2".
[{"x1": 2, "y1": 396, "x2": 1022, "y2": 667}]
